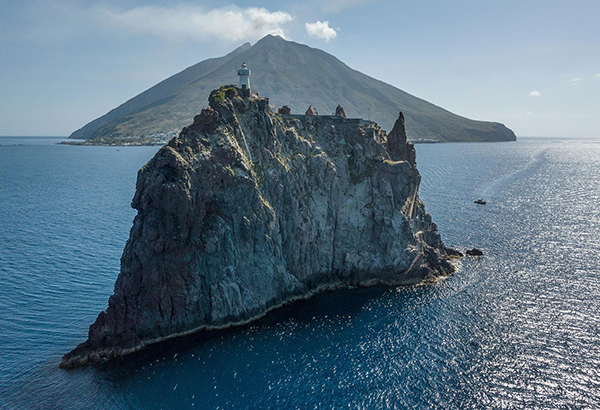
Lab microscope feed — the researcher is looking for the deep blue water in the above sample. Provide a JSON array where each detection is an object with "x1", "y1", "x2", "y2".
[{"x1": 1, "y1": 137, "x2": 599, "y2": 409}]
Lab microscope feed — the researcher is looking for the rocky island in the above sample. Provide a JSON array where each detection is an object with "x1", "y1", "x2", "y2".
[{"x1": 61, "y1": 85, "x2": 454, "y2": 368}]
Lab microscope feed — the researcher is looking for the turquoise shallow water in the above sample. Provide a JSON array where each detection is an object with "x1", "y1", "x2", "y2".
[{"x1": 0, "y1": 137, "x2": 599, "y2": 409}]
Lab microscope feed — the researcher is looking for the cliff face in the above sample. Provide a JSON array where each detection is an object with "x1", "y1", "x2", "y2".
[{"x1": 61, "y1": 86, "x2": 453, "y2": 368}]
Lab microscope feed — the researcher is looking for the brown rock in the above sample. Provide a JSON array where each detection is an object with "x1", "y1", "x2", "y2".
[
  {"x1": 278, "y1": 105, "x2": 291, "y2": 115},
  {"x1": 305, "y1": 105, "x2": 318, "y2": 116}
]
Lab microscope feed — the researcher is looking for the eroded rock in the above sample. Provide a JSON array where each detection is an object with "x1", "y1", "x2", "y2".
[
  {"x1": 305, "y1": 105, "x2": 318, "y2": 116},
  {"x1": 61, "y1": 86, "x2": 454, "y2": 368},
  {"x1": 278, "y1": 105, "x2": 291, "y2": 115}
]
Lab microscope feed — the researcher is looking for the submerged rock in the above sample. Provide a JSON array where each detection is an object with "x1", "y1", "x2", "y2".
[{"x1": 61, "y1": 86, "x2": 454, "y2": 368}]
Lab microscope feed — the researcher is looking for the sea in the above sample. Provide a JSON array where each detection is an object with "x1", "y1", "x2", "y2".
[{"x1": 0, "y1": 136, "x2": 599, "y2": 409}]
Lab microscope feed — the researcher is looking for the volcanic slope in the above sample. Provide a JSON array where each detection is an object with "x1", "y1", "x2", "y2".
[{"x1": 70, "y1": 35, "x2": 516, "y2": 143}]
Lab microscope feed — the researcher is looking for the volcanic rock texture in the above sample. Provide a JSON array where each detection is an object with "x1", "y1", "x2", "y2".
[{"x1": 62, "y1": 87, "x2": 453, "y2": 368}]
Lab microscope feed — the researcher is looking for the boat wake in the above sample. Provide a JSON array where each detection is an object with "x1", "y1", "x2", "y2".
[{"x1": 477, "y1": 147, "x2": 549, "y2": 199}]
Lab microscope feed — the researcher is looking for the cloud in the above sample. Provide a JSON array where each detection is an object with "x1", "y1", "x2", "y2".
[
  {"x1": 305, "y1": 21, "x2": 337, "y2": 42},
  {"x1": 527, "y1": 91, "x2": 541, "y2": 97},
  {"x1": 100, "y1": 5, "x2": 293, "y2": 43},
  {"x1": 595, "y1": 74, "x2": 600, "y2": 78},
  {"x1": 572, "y1": 77, "x2": 582, "y2": 85}
]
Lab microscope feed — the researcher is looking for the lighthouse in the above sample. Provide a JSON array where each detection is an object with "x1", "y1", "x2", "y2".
[{"x1": 237, "y1": 62, "x2": 251, "y2": 97}]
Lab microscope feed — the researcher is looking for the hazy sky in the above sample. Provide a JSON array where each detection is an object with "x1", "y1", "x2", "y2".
[{"x1": 1, "y1": 0, "x2": 599, "y2": 137}]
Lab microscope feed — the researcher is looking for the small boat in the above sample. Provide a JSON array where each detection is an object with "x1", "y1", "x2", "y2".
[{"x1": 474, "y1": 198, "x2": 487, "y2": 205}]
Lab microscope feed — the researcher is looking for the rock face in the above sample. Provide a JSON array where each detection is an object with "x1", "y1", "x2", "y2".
[
  {"x1": 305, "y1": 105, "x2": 318, "y2": 116},
  {"x1": 61, "y1": 85, "x2": 454, "y2": 368},
  {"x1": 335, "y1": 105, "x2": 347, "y2": 118},
  {"x1": 278, "y1": 105, "x2": 291, "y2": 115}
]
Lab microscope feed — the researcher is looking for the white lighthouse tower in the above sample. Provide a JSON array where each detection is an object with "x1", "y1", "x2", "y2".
[{"x1": 237, "y1": 62, "x2": 251, "y2": 97}]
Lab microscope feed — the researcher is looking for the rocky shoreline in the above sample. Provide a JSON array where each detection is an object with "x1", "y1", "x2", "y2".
[{"x1": 61, "y1": 273, "x2": 441, "y2": 368}]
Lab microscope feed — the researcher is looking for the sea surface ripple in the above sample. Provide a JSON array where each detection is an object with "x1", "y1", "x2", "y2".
[{"x1": 0, "y1": 137, "x2": 598, "y2": 409}]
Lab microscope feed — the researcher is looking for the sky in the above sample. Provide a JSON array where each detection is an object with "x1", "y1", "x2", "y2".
[{"x1": 0, "y1": 0, "x2": 599, "y2": 137}]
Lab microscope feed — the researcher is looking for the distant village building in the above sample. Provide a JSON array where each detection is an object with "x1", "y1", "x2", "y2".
[{"x1": 237, "y1": 62, "x2": 251, "y2": 97}]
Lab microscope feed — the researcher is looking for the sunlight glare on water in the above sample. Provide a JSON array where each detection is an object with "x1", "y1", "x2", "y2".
[{"x1": 0, "y1": 137, "x2": 599, "y2": 409}]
